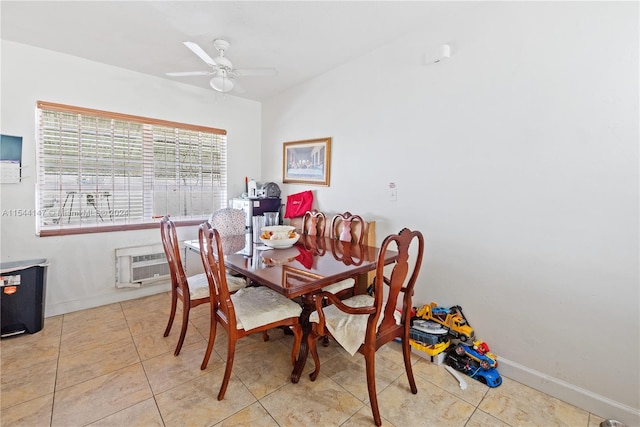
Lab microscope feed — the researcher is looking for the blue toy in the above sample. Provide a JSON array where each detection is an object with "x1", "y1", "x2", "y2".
[{"x1": 445, "y1": 343, "x2": 502, "y2": 387}]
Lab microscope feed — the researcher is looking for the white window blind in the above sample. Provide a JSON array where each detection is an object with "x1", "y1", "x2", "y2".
[{"x1": 36, "y1": 101, "x2": 227, "y2": 235}]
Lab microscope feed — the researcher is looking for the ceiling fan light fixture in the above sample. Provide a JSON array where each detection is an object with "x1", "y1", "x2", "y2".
[{"x1": 210, "y1": 73, "x2": 234, "y2": 93}]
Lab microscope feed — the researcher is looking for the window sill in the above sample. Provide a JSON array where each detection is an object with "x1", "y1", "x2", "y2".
[{"x1": 38, "y1": 218, "x2": 207, "y2": 237}]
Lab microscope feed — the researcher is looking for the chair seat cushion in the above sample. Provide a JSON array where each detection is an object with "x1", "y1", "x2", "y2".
[
  {"x1": 322, "y1": 277, "x2": 355, "y2": 294},
  {"x1": 231, "y1": 286, "x2": 302, "y2": 331},
  {"x1": 188, "y1": 272, "x2": 245, "y2": 300},
  {"x1": 226, "y1": 274, "x2": 247, "y2": 292},
  {"x1": 187, "y1": 273, "x2": 210, "y2": 300},
  {"x1": 309, "y1": 294, "x2": 400, "y2": 356}
]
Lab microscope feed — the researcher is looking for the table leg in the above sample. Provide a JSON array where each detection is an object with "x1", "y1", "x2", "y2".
[
  {"x1": 355, "y1": 272, "x2": 371, "y2": 295},
  {"x1": 291, "y1": 293, "x2": 315, "y2": 383}
]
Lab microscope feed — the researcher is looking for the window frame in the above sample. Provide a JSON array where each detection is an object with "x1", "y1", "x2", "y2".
[{"x1": 36, "y1": 101, "x2": 227, "y2": 236}]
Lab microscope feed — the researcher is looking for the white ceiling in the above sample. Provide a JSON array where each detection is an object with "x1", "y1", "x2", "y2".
[{"x1": 1, "y1": 1, "x2": 466, "y2": 102}]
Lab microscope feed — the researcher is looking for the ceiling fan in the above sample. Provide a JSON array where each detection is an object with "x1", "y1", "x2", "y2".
[{"x1": 166, "y1": 39, "x2": 277, "y2": 93}]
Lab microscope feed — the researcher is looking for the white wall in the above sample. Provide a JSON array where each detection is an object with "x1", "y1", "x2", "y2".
[
  {"x1": 0, "y1": 41, "x2": 262, "y2": 315},
  {"x1": 262, "y1": 2, "x2": 639, "y2": 424}
]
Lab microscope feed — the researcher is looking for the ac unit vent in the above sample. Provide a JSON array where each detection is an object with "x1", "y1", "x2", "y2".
[
  {"x1": 131, "y1": 253, "x2": 170, "y2": 282},
  {"x1": 115, "y1": 243, "x2": 171, "y2": 288}
]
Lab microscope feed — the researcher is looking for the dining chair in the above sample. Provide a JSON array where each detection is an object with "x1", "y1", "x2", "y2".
[
  {"x1": 161, "y1": 216, "x2": 246, "y2": 356},
  {"x1": 301, "y1": 209, "x2": 327, "y2": 236},
  {"x1": 330, "y1": 211, "x2": 365, "y2": 244},
  {"x1": 211, "y1": 207, "x2": 276, "y2": 341},
  {"x1": 322, "y1": 211, "x2": 366, "y2": 297},
  {"x1": 198, "y1": 223, "x2": 303, "y2": 400},
  {"x1": 314, "y1": 211, "x2": 366, "y2": 346},
  {"x1": 160, "y1": 215, "x2": 211, "y2": 356},
  {"x1": 307, "y1": 227, "x2": 424, "y2": 426}
]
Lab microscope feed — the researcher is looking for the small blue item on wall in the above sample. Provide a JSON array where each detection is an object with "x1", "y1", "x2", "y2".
[{"x1": 0, "y1": 135, "x2": 23, "y2": 183}]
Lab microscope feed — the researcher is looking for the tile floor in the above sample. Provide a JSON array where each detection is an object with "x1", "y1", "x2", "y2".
[{"x1": 1, "y1": 292, "x2": 606, "y2": 426}]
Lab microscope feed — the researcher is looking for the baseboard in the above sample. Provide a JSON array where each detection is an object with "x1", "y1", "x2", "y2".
[
  {"x1": 498, "y1": 357, "x2": 640, "y2": 426},
  {"x1": 44, "y1": 281, "x2": 171, "y2": 317}
]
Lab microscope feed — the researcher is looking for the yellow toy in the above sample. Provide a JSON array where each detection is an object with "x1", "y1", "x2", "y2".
[
  {"x1": 409, "y1": 338, "x2": 450, "y2": 356},
  {"x1": 415, "y1": 302, "x2": 475, "y2": 342}
]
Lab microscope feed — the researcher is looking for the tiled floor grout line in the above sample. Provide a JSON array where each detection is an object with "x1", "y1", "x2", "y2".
[{"x1": 48, "y1": 313, "x2": 64, "y2": 427}]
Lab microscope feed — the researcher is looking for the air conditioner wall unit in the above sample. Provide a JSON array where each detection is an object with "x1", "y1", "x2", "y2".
[{"x1": 115, "y1": 243, "x2": 171, "y2": 288}]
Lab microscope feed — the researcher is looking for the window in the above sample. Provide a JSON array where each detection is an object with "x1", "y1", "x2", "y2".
[{"x1": 36, "y1": 101, "x2": 227, "y2": 236}]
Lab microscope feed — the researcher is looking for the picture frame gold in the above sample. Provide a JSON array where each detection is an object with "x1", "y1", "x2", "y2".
[{"x1": 283, "y1": 137, "x2": 331, "y2": 186}]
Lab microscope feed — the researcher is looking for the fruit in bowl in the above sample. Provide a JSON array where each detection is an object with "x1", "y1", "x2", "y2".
[
  {"x1": 259, "y1": 226, "x2": 300, "y2": 248},
  {"x1": 260, "y1": 225, "x2": 297, "y2": 240}
]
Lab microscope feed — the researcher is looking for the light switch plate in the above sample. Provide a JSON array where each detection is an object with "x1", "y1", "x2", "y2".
[{"x1": 389, "y1": 182, "x2": 397, "y2": 201}]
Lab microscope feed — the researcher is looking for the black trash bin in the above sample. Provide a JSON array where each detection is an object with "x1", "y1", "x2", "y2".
[{"x1": 0, "y1": 259, "x2": 48, "y2": 338}]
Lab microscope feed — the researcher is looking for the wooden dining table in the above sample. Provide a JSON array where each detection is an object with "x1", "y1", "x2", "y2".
[{"x1": 184, "y1": 232, "x2": 398, "y2": 383}]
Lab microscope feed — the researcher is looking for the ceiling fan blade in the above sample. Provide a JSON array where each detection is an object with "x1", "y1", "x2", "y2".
[
  {"x1": 166, "y1": 71, "x2": 212, "y2": 77},
  {"x1": 234, "y1": 67, "x2": 278, "y2": 77},
  {"x1": 183, "y1": 41, "x2": 216, "y2": 67}
]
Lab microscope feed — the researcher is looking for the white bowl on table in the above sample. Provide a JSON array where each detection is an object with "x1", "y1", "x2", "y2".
[{"x1": 259, "y1": 225, "x2": 300, "y2": 249}]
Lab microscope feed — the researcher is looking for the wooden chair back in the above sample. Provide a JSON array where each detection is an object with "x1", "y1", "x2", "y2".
[
  {"x1": 198, "y1": 223, "x2": 235, "y2": 329},
  {"x1": 289, "y1": 213, "x2": 375, "y2": 247},
  {"x1": 369, "y1": 227, "x2": 424, "y2": 345},
  {"x1": 330, "y1": 211, "x2": 365, "y2": 244},
  {"x1": 161, "y1": 215, "x2": 211, "y2": 356},
  {"x1": 302, "y1": 209, "x2": 326, "y2": 236},
  {"x1": 160, "y1": 215, "x2": 188, "y2": 292}
]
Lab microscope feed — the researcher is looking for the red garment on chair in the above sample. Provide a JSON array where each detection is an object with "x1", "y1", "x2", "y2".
[{"x1": 284, "y1": 190, "x2": 313, "y2": 218}]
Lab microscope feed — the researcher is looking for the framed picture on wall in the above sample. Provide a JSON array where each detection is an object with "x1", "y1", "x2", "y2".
[{"x1": 283, "y1": 137, "x2": 331, "y2": 186}]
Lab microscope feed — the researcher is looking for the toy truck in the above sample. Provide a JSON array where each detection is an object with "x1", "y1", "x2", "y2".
[
  {"x1": 415, "y1": 302, "x2": 475, "y2": 342},
  {"x1": 445, "y1": 343, "x2": 502, "y2": 387}
]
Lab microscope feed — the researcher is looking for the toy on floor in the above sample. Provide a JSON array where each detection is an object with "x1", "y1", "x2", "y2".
[
  {"x1": 444, "y1": 342, "x2": 502, "y2": 387},
  {"x1": 414, "y1": 302, "x2": 475, "y2": 342},
  {"x1": 409, "y1": 320, "x2": 450, "y2": 357}
]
